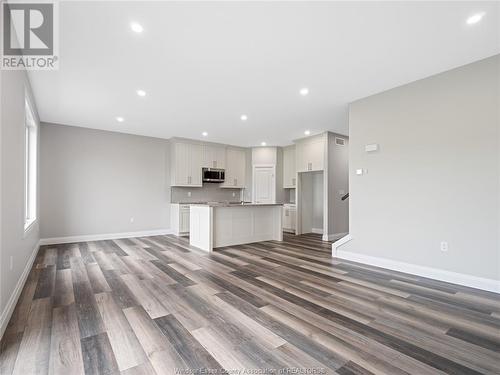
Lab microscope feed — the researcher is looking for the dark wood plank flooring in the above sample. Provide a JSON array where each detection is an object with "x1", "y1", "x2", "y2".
[{"x1": 1, "y1": 233, "x2": 499, "y2": 374}]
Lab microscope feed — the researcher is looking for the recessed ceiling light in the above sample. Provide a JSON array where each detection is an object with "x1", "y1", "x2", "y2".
[
  {"x1": 136, "y1": 89, "x2": 146, "y2": 97},
  {"x1": 116, "y1": 116, "x2": 124, "y2": 123},
  {"x1": 240, "y1": 114, "x2": 248, "y2": 121},
  {"x1": 130, "y1": 22, "x2": 143, "y2": 33},
  {"x1": 261, "y1": 142, "x2": 267, "y2": 146},
  {"x1": 466, "y1": 12, "x2": 485, "y2": 25},
  {"x1": 202, "y1": 131, "x2": 208, "y2": 137},
  {"x1": 304, "y1": 130, "x2": 311, "y2": 135},
  {"x1": 300, "y1": 88, "x2": 309, "y2": 96}
]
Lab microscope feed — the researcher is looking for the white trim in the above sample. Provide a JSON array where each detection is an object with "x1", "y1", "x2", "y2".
[
  {"x1": 39, "y1": 229, "x2": 174, "y2": 245},
  {"x1": 323, "y1": 232, "x2": 348, "y2": 242},
  {"x1": 0, "y1": 240, "x2": 40, "y2": 339},
  {"x1": 336, "y1": 249, "x2": 500, "y2": 293},
  {"x1": 331, "y1": 233, "x2": 352, "y2": 255},
  {"x1": 311, "y1": 228, "x2": 323, "y2": 234}
]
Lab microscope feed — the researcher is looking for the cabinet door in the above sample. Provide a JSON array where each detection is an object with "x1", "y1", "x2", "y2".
[
  {"x1": 233, "y1": 149, "x2": 245, "y2": 187},
  {"x1": 189, "y1": 143, "x2": 203, "y2": 186},
  {"x1": 202, "y1": 145, "x2": 226, "y2": 169},
  {"x1": 202, "y1": 145, "x2": 214, "y2": 168},
  {"x1": 215, "y1": 146, "x2": 226, "y2": 169},
  {"x1": 295, "y1": 141, "x2": 309, "y2": 173},
  {"x1": 295, "y1": 135, "x2": 325, "y2": 172},
  {"x1": 173, "y1": 142, "x2": 190, "y2": 185},
  {"x1": 309, "y1": 136, "x2": 325, "y2": 171},
  {"x1": 180, "y1": 208, "x2": 190, "y2": 233},
  {"x1": 253, "y1": 166, "x2": 275, "y2": 203},
  {"x1": 283, "y1": 208, "x2": 291, "y2": 230},
  {"x1": 283, "y1": 146, "x2": 296, "y2": 188},
  {"x1": 221, "y1": 148, "x2": 245, "y2": 188},
  {"x1": 290, "y1": 208, "x2": 296, "y2": 231}
]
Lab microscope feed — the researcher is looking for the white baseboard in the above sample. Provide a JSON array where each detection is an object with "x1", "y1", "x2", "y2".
[
  {"x1": 322, "y1": 232, "x2": 348, "y2": 242},
  {"x1": 39, "y1": 229, "x2": 174, "y2": 245},
  {"x1": 331, "y1": 233, "x2": 352, "y2": 256},
  {"x1": 0, "y1": 240, "x2": 40, "y2": 339},
  {"x1": 311, "y1": 228, "x2": 323, "y2": 235},
  {"x1": 336, "y1": 249, "x2": 500, "y2": 294}
]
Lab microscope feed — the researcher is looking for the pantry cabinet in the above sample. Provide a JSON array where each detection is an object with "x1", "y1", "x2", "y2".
[
  {"x1": 171, "y1": 141, "x2": 203, "y2": 187},
  {"x1": 283, "y1": 145, "x2": 296, "y2": 188},
  {"x1": 296, "y1": 134, "x2": 325, "y2": 172},
  {"x1": 221, "y1": 147, "x2": 246, "y2": 188}
]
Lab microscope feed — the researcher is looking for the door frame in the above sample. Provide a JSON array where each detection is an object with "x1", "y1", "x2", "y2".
[{"x1": 252, "y1": 164, "x2": 276, "y2": 204}]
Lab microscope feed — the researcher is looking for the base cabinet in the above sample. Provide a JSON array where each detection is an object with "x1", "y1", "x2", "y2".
[
  {"x1": 171, "y1": 204, "x2": 191, "y2": 235},
  {"x1": 283, "y1": 205, "x2": 296, "y2": 233}
]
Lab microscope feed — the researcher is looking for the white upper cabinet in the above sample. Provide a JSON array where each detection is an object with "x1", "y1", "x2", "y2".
[
  {"x1": 221, "y1": 148, "x2": 246, "y2": 188},
  {"x1": 202, "y1": 144, "x2": 226, "y2": 169},
  {"x1": 296, "y1": 133, "x2": 325, "y2": 172},
  {"x1": 171, "y1": 141, "x2": 203, "y2": 187},
  {"x1": 283, "y1": 145, "x2": 296, "y2": 188}
]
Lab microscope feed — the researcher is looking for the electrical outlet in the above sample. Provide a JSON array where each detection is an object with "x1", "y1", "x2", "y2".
[
  {"x1": 187, "y1": 191, "x2": 192, "y2": 197},
  {"x1": 440, "y1": 241, "x2": 448, "y2": 252},
  {"x1": 130, "y1": 217, "x2": 134, "y2": 223},
  {"x1": 10, "y1": 256, "x2": 13, "y2": 270},
  {"x1": 232, "y1": 192, "x2": 236, "y2": 197}
]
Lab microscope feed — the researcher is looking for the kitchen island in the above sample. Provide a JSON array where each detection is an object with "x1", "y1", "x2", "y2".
[{"x1": 189, "y1": 203, "x2": 283, "y2": 252}]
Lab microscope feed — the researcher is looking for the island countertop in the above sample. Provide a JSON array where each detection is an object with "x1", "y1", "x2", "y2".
[{"x1": 189, "y1": 202, "x2": 283, "y2": 207}]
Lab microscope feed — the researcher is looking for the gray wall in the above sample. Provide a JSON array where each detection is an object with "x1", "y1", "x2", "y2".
[
  {"x1": 1, "y1": 69, "x2": 40, "y2": 328},
  {"x1": 342, "y1": 55, "x2": 500, "y2": 281},
  {"x1": 40, "y1": 123, "x2": 171, "y2": 238},
  {"x1": 327, "y1": 133, "x2": 349, "y2": 235},
  {"x1": 312, "y1": 172, "x2": 324, "y2": 230}
]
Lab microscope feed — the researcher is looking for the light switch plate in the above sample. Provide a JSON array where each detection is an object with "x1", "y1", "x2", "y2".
[
  {"x1": 365, "y1": 143, "x2": 379, "y2": 152},
  {"x1": 356, "y1": 169, "x2": 363, "y2": 175}
]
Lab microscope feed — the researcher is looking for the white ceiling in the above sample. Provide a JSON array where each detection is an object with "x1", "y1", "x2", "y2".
[{"x1": 29, "y1": 1, "x2": 500, "y2": 147}]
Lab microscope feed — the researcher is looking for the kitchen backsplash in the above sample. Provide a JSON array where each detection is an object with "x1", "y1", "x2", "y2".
[{"x1": 171, "y1": 184, "x2": 244, "y2": 203}]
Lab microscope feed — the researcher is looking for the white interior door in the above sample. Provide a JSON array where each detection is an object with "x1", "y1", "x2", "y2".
[{"x1": 253, "y1": 166, "x2": 275, "y2": 203}]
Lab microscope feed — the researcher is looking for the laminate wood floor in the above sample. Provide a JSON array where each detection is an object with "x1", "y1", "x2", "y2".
[{"x1": 1, "y1": 233, "x2": 499, "y2": 374}]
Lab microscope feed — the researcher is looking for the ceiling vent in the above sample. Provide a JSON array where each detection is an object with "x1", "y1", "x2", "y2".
[{"x1": 335, "y1": 137, "x2": 345, "y2": 146}]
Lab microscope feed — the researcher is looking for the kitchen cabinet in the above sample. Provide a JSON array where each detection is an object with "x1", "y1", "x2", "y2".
[
  {"x1": 296, "y1": 134, "x2": 325, "y2": 172},
  {"x1": 221, "y1": 147, "x2": 246, "y2": 188},
  {"x1": 171, "y1": 204, "x2": 191, "y2": 235},
  {"x1": 283, "y1": 204, "x2": 296, "y2": 233},
  {"x1": 171, "y1": 142, "x2": 203, "y2": 187},
  {"x1": 283, "y1": 145, "x2": 296, "y2": 188},
  {"x1": 202, "y1": 144, "x2": 226, "y2": 169}
]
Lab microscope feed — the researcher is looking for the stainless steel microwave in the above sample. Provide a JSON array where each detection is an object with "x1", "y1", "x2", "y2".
[{"x1": 202, "y1": 168, "x2": 225, "y2": 183}]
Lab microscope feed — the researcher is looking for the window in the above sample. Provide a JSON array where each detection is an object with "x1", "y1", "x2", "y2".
[{"x1": 24, "y1": 93, "x2": 37, "y2": 231}]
